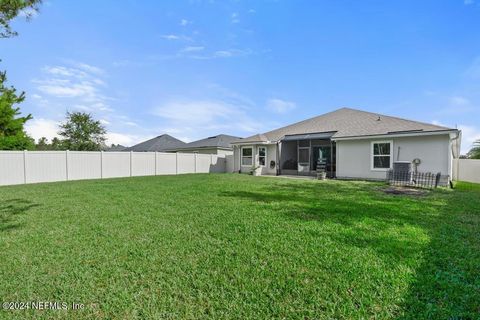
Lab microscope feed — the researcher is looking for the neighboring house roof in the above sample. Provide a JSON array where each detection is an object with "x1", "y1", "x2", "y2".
[
  {"x1": 124, "y1": 134, "x2": 186, "y2": 152},
  {"x1": 168, "y1": 134, "x2": 242, "y2": 151},
  {"x1": 105, "y1": 145, "x2": 126, "y2": 152},
  {"x1": 234, "y1": 107, "x2": 455, "y2": 144}
]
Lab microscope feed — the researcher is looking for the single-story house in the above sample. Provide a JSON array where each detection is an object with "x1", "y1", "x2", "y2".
[
  {"x1": 166, "y1": 134, "x2": 242, "y2": 155},
  {"x1": 124, "y1": 134, "x2": 186, "y2": 152},
  {"x1": 231, "y1": 108, "x2": 461, "y2": 183}
]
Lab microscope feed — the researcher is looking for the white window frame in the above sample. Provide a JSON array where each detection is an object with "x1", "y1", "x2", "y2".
[
  {"x1": 371, "y1": 140, "x2": 393, "y2": 171},
  {"x1": 258, "y1": 146, "x2": 267, "y2": 167},
  {"x1": 241, "y1": 146, "x2": 253, "y2": 167}
]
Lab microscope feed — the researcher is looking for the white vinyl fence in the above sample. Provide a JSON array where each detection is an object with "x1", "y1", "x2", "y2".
[
  {"x1": 0, "y1": 151, "x2": 227, "y2": 186},
  {"x1": 453, "y1": 159, "x2": 480, "y2": 184}
]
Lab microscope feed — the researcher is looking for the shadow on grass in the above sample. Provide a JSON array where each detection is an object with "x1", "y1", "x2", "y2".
[
  {"x1": 0, "y1": 199, "x2": 40, "y2": 232},
  {"x1": 220, "y1": 180, "x2": 480, "y2": 318}
]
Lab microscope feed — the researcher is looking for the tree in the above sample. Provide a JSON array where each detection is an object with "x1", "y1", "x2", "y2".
[
  {"x1": 50, "y1": 137, "x2": 63, "y2": 150},
  {"x1": 35, "y1": 136, "x2": 48, "y2": 150},
  {"x1": 0, "y1": 0, "x2": 42, "y2": 38},
  {"x1": 58, "y1": 111, "x2": 106, "y2": 151},
  {"x1": 467, "y1": 140, "x2": 480, "y2": 159},
  {"x1": 0, "y1": 71, "x2": 34, "y2": 150}
]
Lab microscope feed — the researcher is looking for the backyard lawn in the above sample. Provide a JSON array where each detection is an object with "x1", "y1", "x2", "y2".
[{"x1": 0, "y1": 174, "x2": 479, "y2": 319}]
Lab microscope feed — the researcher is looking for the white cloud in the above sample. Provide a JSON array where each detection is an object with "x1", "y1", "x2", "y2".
[
  {"x1": 231, "y1": 12, "x2": 240, "y2": 24},
  {"x1": 180, "y1": 19, "x2": 191, "y2": 26},
  {"x1": 106, "y1": 132, "x2": 150, "y2": 147},
  {"x1": 25, "y1": 118, "x2": 60, "y2": 141},
  {"x1": 266, "y1": 98, "x2": 296, "y2": 113},
  {"x1": 181, "y1": 46, "x2": 205, "y2": 52},
  {"x1": 36, "y1": 79, "x2": 99, "y2": 98},
  {"x1": 160, "y1": 34, "x2": 192, "y2": 41},
  {"x1": 152, "y1": 99, "x2": 264, "y2": 141},
  {"x1": 213, "y1": 49, "x2": 252, "y2": 58},
  {"x1": 99, "y1": 119, "x2": 110, "y2": 125},
  {"x1": 33, "y1": 62, "x2": 112, "y2": 110},
  {"x1": 450, "y1": 96, "x2": 470, "y2": 106},
  {"x1": 72, "y1": 62, "x2": 105, "y2": 75},
  {"x1": 459, "y1": 125, "x2": 480, "y2": 154}
]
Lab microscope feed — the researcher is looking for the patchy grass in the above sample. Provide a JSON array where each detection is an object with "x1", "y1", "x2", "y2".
[{"x1": 0, "y1": 175, "x2": 479, "y2": 319}]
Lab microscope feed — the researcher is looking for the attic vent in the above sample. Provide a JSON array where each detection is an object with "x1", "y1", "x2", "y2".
[{"x1": 207, "y1": 136, "x2": 217, "y2": 139}]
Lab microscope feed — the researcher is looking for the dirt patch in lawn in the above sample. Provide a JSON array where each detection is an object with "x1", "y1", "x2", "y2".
[{"x1": 381, "y1": 186, "x2": 430, "y2": 197}]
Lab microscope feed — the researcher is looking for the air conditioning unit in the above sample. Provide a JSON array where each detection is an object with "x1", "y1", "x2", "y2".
[{"x1": 393, "y1": 161, "x2": 411, "y2": 172}]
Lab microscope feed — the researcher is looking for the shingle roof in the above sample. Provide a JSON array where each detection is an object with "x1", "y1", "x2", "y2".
[
  {"x1": 169, "y1": 134, "x2": 242, "y2": 151},
  {"x1": 234, "y1": 107, "x2": 454, "y2": 143},
  {"x1": 124, "y1": 134, "x2": 186, "y2": 152}
]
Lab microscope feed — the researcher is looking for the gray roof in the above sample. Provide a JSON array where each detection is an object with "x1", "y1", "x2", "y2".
[
  {"x1": 105, "y1": 144, "x2": 126, "y2": 152},
  {"x1": 234, "y1": 107, "x2": 454, "y2": 143},
  {"x1": 124, "y1": 134, "x2": 186, "y2": 152},
  {"x1": 168, "y1": 134, "x2": 242, "y2": 151}
]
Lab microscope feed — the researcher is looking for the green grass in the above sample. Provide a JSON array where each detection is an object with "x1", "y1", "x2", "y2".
[{"x1": 0, "y1": 174, "x2": 479, "y2": 319}]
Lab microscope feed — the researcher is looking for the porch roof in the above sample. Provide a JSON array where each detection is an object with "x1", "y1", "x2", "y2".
[{"x1": 282, "y1": 132, "x2": 335, "y2": 141}]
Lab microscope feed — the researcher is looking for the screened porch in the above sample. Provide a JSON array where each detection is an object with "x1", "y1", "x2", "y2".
[{"x1": 278, "y1": 133, "x2": 336, "y2": 178}]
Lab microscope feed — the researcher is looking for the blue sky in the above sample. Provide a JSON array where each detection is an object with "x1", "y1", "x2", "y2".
[{"x1": 1, "y1": 0, "x2": 479, "y2": 153}]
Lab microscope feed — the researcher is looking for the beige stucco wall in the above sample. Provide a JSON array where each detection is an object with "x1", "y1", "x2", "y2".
[
  {"x1": 233, "y1": 144, "x2": 277, "y2": 175},
  {"x1": 336, "y1": 134, "x2": 451, "y2": 180}
]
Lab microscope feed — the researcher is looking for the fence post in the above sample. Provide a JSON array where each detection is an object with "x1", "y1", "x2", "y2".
[
  {"x1": 155, "y1": 151, "x2": 157, "y2": 176},
  {"x1": 100, "y1": 151, "x2": 104, "y2": 179},
  {"x1": 130, "y1": 151, "x2": 133, "y2": 177},
  {"x1": 23, "y1": 150, "x2": 27, "y2": 184},
  {"x1": 65, "y1": 150, "x2": 69, "y2": 181},
  {"x1": 175, "y1": 152, "x2": 178, "y2": 175},
  {"x1": 194, "y1": 153, "x2": 197, "y2": 173}
]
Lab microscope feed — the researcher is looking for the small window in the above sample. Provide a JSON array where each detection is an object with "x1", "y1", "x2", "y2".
[
  {"x1": 241, "y1": 147, "x2": 253, "y2": 166},
  {"x1": 258, "y1": 147, "x2": 266, "y2": 166},
  {"x1": 372, "y1": 141, "x2": 392, "y2": 170}
]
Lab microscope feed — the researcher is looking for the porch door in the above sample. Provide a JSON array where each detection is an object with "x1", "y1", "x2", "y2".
[{"x1": 298, "y1": 142, "x2": 310, "y2": 175}]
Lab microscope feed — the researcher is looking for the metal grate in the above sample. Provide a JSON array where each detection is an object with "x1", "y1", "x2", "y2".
[{"x1": 386, "y1": 170, "x2": 446, "y2": 188}]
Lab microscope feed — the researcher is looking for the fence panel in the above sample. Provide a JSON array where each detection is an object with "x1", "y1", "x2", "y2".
[
  {"x1": 177, "y1": 153, "x2": 195, "y2": 174},
  {"x1": 454, "y1": 159, "x2": 480, "y2": 183},
  {"x1": 26, "y1": 151, "x2": 67, "y2": 184},
  {"x1": 0, "y1": 151, "x2": 25, "y2": 186},
  {"x1": 156, "y1": 153, "x2": 177, "y2": 175},
  {"x1": 68, "y1": 151, "x2": 102, "y2": 181},
  {"x1": 196, "y1": 154, "x2": 212, "y2": 173},
  {"x1": 132, "y1": 152, "x2": 156, "y2": 177},
  {"x1": 102, "y1": 152, "x2": 130, "y2": 178},
  {"x1": 0, "y1": 151, "x2": 227, "y2": 186}
]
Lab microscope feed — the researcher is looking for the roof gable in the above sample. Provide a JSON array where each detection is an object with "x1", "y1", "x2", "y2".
[{"x1": 125, "y1": 134, "x2": 186, "y2": 152}]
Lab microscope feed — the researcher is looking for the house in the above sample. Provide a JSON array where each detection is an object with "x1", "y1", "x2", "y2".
[
  {"x1": 231, "y1": 108, "x2": 461, "y2": 184},
  {"x1": 166, "y1": 134, "x2": 242, "y2": 155},
  {"x1": 124, "y1": 134, "x2": 186, "y2": 152}
]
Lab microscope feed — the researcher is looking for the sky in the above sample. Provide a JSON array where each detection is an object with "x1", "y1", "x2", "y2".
[{"x1": 1, "y1": 0, "x2": 479, "y2": 153}]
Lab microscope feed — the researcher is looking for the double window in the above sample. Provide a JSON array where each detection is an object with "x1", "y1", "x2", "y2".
[
  {"x1": 372, "y1": 141, "x2": 392, "y2": 170},
  {"x1": 241, "y1": 147, "x2": 253, "y2": 166}
]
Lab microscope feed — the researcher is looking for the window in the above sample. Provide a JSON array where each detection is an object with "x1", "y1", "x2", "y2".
[
  {"x1": 241, "y1": 147, "x2": 253, "y2": 166},
  {"x1": 258, "y1": 147, "x2": 266, "y2": 166},
  {"x1": 372, "y1": 141, "x2": 392, "y2": 170}
]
